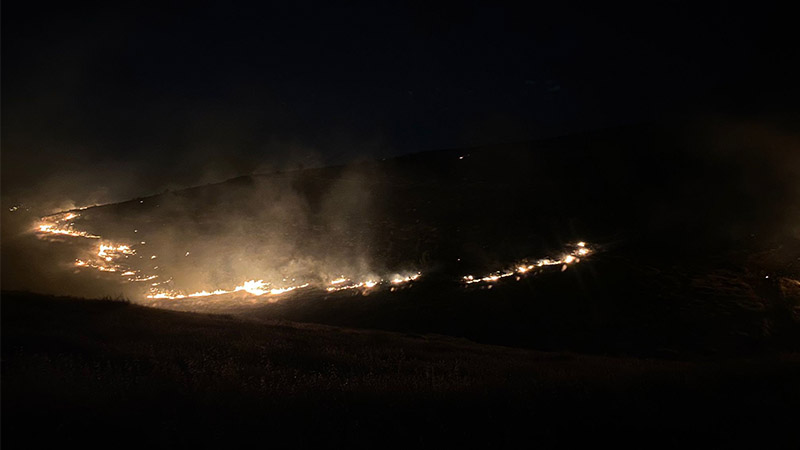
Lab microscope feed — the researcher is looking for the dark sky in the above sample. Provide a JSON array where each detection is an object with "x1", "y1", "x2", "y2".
[{"x1": 2, "y1": 1, "x2": 797, "y2": 208}]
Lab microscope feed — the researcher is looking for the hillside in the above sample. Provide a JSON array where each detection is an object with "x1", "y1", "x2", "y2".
[{"x1": 5, "y1": 120, "x2": 799, "y2": 358}]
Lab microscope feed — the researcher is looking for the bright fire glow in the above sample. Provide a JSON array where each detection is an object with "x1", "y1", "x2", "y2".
[
  {"x1": 146, "y1": 281, "x2": 311, "y2": 299},
  {"x1": 391, "y1": 273, "x2": 421, "y2": 284},
  {"x1": 37, "y1": 223, "x2": 101, "y2": 239},
  {"x1": 35, "y1": 213, "x2": 101, "y2": 239},
  {"x1": 34, "y1": 209, "x2": 595, "y2": 303},
  {"x1": 234, "y1": 279, "x2": 270, "y2": 296},
  {"x1": 463, "y1": 242, "x2": 592, "y2": 286}
]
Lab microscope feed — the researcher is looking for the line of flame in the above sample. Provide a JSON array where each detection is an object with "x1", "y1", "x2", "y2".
[{"x1": 36, "y1": 210, "x2": 594, "y2": 302}]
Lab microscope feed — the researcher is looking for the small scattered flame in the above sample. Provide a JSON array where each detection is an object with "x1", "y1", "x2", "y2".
[
  {"x1": 323, "y1": 273, "x2": 419, "y2": 293},
  {"x1": 463, "y1": 243, "x2": 591, "y2": 286},
  {"x1": 38, "y1": 223, "x2": 101, "y2": 239},
  {"x1": 35, "y1": 213, "x2": 101, "y2": 239},
  {"x1": 391, "y1": 273, "x2": 421, "y2": 284},
  {"x1": 98, "y1": 244, "x2": 134, "y2": 258},
  {"x1": 132, "y1": 275, "x2": 159, "y2": 282},
  {"x1": 74, "y1": 259, "x2": 120, "y2": 272}
]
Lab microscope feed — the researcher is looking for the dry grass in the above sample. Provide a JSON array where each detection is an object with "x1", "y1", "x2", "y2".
[{"x1": 3, "y1": 291, "x2": 800, "y2": 448}]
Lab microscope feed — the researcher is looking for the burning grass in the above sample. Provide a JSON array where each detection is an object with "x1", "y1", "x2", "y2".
[{"x1": 34, "y1": 208, "x2": 594, "y2": 304}]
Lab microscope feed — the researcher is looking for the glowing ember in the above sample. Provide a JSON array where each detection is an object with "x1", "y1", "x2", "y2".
[
  {"x1": 188, "y1": 289, "x2": 230, "y2": 298},
  {"x1": 463, "y1": 242, "x2": 593, "y2": 286},
  {"x1": 326, "y1": 278, "x2": 387, "y2": 292},
  {"x1": 35, "y1": 213, "x2": 101, "y2": 239},
  {"x1": 146, "y1": 281, "x2": 312, "y2": 299},
  {"x1": 270, "y1": 284, "x2": 310, "y2": 295},
  {"x1": 463, "y1": 271, "x2": 515, "y2": 284},
  {"x1": 37, "y1": 223, "x2": 101, "y2": 239},
  {"x1": 74, "y1": 259, "x2": 120, "y2": 273},
  {"x1": 391, "y1": 273, "x2": 421, "y2": 284},
  {"x1": 98, "y1": 244, "x2": 134, "y2": 258},
  {"x1": 132, "y1": 275, "x2": 159, "y2": 282}
]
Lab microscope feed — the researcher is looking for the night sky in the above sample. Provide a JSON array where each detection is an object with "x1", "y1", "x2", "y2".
[{"x1": 2, "y1": 1, "x2": 797, "y2": 208}]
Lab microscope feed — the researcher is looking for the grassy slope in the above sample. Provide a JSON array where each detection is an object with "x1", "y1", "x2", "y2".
[
  {"x1": 150, "y1": 250, "x2": 800, "y2": 359},
  {"x1": 3, "y1": 291, "x2": 800, "y2": 449}
]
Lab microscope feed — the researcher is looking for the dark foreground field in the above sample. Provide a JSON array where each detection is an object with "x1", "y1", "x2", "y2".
[{"x1": 3, "y1": 291, "x2": 799, "y2": 449}]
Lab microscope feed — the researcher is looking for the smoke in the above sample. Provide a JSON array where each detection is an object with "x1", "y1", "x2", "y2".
[
  {"x1": 148, "y1": 167, "x2": 386, "y2": 293},
  {"x1": 1, "y1": 158, "x2": 397, "y2": 300},
  {"x1": 688, "y1": 114, "x2": 800, "y2": 241}
]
